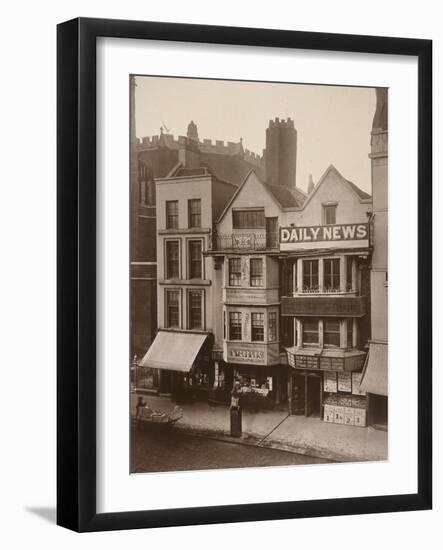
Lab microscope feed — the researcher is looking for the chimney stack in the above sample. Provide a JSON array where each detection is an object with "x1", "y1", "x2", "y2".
[
  {"x1": 179, "y1": 121, "x2": 201, "y2": 169},
  {"x1": 307, "y1": 174, "x2": 315, "y2": 194}
]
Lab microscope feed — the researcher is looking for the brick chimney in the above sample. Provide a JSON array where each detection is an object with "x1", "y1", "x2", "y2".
[{"x1": 178, "y1": 136, "x2": 200, "y2": 169}]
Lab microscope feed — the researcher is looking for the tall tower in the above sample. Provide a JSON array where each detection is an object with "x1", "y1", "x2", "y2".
[
  {"x1": 264, "y1": 117, "x2": 297, "y2": 189},
  {"x1": 187, "y1": 120, "x2": 199, "y2": 141},
  {"x1": 361, "y1": 87, "x2": 388, "y2": 427},
  {"x1": 369, "y1": 88, "x2": 388, "y2": 343}
]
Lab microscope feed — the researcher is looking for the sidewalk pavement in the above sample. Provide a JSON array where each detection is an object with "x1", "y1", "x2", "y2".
[{"x1": 131, "y1": 393, "x2": 387, "y2": 463}]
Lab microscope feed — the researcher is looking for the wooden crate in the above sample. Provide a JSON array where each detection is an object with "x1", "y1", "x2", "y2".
[
  {"x1": 334, "y1": 406, "x2": 345, "y2": 424},
  {"x1": 323, "y1": 404, "x2": 334, "y2": 423},
  {"x1": 344, "y1": 407, "x2": 355, "y2": 426},
  {"x1": 354, "y1": 407, "x2": 367, "y2": 427}
]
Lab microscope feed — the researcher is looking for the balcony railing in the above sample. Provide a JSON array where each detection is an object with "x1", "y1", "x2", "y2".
[
  {"x1": 214, "y1": 231, "x2": 279, "y2": 251},
  {"x1": 280, "y1": 282, "x2": 356, "y2": 297},
  {"x1": 299, "y1": 286, "x2": 353, "y2": 295}
]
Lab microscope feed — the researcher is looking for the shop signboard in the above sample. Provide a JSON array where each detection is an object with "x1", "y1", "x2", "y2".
[
  {"x1": 225, "y1": 288, "x2": 279, "y2": 304},
  {"x1": 338, "y1": 372, "x2": 352, "y2": 392},
  {"x1": 280, "y1": 223, "x2": 369, "y2": 251},
  {"x1": 354, "y1": 408, "x2": 367, "y2": 427},
  {"x1": 323, "y1": 404, "x2": 334, "y2": 423},
  {"x1": 229, "y1": 348, "x2": 265, "y2": 362},
  {"x1": 344, "y1": 407, "x2": 355, "y2": 426},
  {"x1": 334, "y1": 406, "x2": 345, "y2": 424}
]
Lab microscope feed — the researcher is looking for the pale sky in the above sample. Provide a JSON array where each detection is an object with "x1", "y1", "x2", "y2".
[{"x1": 135, "y1": 76, "x2": 376, "y2": 194}]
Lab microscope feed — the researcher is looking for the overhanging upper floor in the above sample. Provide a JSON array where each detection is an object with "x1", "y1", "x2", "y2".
[{"x1": 281, "y1": 295, "x2": 367, "y2": 317}]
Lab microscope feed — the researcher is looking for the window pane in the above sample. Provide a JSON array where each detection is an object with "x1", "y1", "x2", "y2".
[
  {"x1": 303, "y1": 260, "x2": 319, "y2": 291},
  {"x1": 251, "y1": 313, "x2": 264, "y2": 342},
  {"x1": 189, "y1": 291, "x2": 202, "y2": 329},
  {"x1": 347, "y1": 319, "x2": 353, "y2": 347},
  {"x1": 268, "y1": 312, "x2": 277, "y2": 341},
  {"x1": 166, "y1": 290, "x2": 179, "y2": 328},
  {"x1": 229, "y1": 258, "x2": 241, "y2": 286},
  {"x1": 346, "y1": 257, "x2": 353, "y2": 291},
  {"x1": 233, "y1": 209, "x2": 265, "y2": 229},
  {"x1": 166, "y1": 200, "x2": 179, "y2": 229},
  {"x1": 188, "y1": 199, "x2": 201, "y2": 228},
  {"x1": 166, "y1": 241, "x2": 179, "y2": 278},
  {"x1": 303, "y1": 319, "x2": 319, "y2": 344},
  {"x1": 250, "y1": 258, "x2": 263, "y2": 287},
  {"x1": 140, "y1": 180, "x2": 147, "y2": 205},
  {"x1": 229, "y1": 312, "x2": 242, "y2": 340},
  {"x1": 189, "y1": 240, "x2": 202, "y2": 279},
  {"x1": 324, "y1": 205, "x2": 336, "y2": 225},
  {"x1": 324, "y1": 258, "x2": 340, "y2": 291},
  {"x1": 324, "y1": 319, "x2": 340, "y2": 347}
]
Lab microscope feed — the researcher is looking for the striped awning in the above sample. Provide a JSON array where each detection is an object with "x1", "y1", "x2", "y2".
[
  {"x1": 140, "y1": 331, "x2": 208, "y2": 372},
  {"x1": 359, "y1": 342, "x2": 388, "y2": 396}
]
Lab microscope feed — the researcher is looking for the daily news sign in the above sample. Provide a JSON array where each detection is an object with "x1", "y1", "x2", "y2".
[{"x1": 280, "y1": 223, "x2": 369, "y2": 251}]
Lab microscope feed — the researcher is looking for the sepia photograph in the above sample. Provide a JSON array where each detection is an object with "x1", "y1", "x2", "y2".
[{"x1": 129, "y1": 75, "x2": 388, "y2": 474}]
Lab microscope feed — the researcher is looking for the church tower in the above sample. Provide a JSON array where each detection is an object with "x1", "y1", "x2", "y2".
[{"x1": 264, "y1": 117, "x2": 297, "y2": 189}]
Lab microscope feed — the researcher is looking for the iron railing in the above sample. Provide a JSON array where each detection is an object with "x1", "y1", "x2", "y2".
[{"x1": 213, "y1": 231, "x2": 279, "y2": 251}]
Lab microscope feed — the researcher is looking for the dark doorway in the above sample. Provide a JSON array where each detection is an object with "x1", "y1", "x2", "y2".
[
  {"x1": 291, "y1": 374, "x2": 305, "y2": 415},
  {"x1": 369, "y1": 394, "x2": 388, "y2": 430},
  {"x1": 306, "y1": 375, "x2": 321, "y2": 417},
  {"x1": 159, "y1": 370, "x2": 173, "y2": 394}
]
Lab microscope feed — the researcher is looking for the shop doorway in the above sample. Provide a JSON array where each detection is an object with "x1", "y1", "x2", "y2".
[
  {"x1": 159, "y1": 370, "x2": 173, "y2": 394},
  {"x1": 306, "y1": 375, "x2": 321, "y2": 417},
  {"x1": 291, "y1": 374, "x2": 305, "y2": 415}
]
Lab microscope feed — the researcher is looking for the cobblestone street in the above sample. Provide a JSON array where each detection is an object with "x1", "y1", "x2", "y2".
[{"x1": 131, "y1": 425, "x2": 331, "y2": 473}]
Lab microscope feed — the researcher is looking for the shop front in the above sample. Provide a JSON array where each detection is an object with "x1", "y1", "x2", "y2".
[
  {"x1": 287, "y1": 348, "x2": 368, "y2": 426},
  {"x1": 133, "y1": 364, "x2": 160, "y2": 394},
  {"x1": 230, "y1": 363, "x2": 288, "y2": 411},
  {"x1": 139, "y1": 329, "x2": 213, "y2": 401},
  {"x1": 360, "y1": 341, "x2": 388, "y2": 430},
  {"x1": 207, "y1": 358, "x2": 234, "y2": 405},
  {"x1": 290, "y1": 371, "x2": 322, "y2": 417}
]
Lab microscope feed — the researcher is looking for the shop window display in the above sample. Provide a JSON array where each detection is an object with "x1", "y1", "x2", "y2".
[
  {"x1": 184, "y1": 363, "x2": 210, "y2": 389},
  {"x1": 135, "y1": 366, "x2": 159, "y2": 391},
  {"x1": 233, "y1": 369, "x2": 275, "y2": 411}
]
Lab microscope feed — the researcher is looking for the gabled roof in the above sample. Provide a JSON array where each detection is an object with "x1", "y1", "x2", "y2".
[
  {"x1": 345, "y1": 179, "x2": 371, "y2": 200},
  {"x1": 266, "y1": 184, "x2": 305, "y2": 208},
  {"x1": 301, "y1": 164, "x2": 371, "y2": 211},
  {"x1": 216, "y1": 169, "x2": 305, "y2": 223}
]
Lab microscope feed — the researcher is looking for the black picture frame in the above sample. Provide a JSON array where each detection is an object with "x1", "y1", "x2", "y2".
[{"x1": 57, "y1": 17, "x2": 432, "y2": 532}]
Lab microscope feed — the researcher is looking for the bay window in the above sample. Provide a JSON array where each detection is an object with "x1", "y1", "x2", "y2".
[
  {"x1": 303, "y1": 260, "x2": 319, "y2": 291},
  {"x1": 250, "y1": 258, "x2": 263, "y2": 287},
  {"x1": 324, "y1": 319, "x2": 341, "y2": 347},
  {"x1": 302, "y1": 319, "x2": 319, "y2": 345},
  {"x1": 251, "y1": 313, "x2": 264, "y2": 342},
  {"x1": 324, "y1": 259, "x2": 340, "y2": 291}
]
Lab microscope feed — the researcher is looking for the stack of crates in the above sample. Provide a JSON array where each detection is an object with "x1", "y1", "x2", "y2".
[{"x1": 323, "y1": 394, "x2": 367, "y2": 427}]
